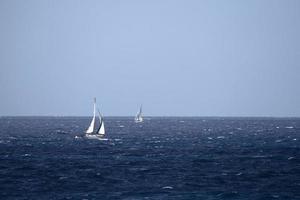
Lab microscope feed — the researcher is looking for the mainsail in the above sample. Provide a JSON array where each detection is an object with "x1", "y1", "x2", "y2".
[{"x1": 86, "y1": 98, "x2": 96, "y2": 134}]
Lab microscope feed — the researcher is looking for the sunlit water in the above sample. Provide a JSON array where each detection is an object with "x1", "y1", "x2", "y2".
[{"x1": 0, "y1": 117, "x2": 299, "y2": 199}]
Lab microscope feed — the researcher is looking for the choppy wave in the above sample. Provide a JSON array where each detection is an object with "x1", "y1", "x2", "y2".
[{"x1": 0, "y1": 117, "x2": 299, "y2": 199}]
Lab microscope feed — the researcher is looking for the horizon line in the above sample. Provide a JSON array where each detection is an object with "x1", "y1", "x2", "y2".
[{"x1": 1, "y1": 115, "x2": 300, "y2": 119}]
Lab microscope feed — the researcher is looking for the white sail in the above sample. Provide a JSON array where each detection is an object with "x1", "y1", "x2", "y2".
[
  {"x1": 97, "y1": 109, "x2": 105, "y2": 135},
  {"x1": 86, "y1": 98, "x2": 96, "y2": 134},
  {"x1": 135, "y1": 105, "x2": 143, "y2": 123},
  {"x1": 98, "y1": 121, "x2": 105, "y2": 135}
]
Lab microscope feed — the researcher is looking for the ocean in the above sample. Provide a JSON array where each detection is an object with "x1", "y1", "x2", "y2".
[{"x1": 0, "y1": 117, "x2": 299, "y2": 199}]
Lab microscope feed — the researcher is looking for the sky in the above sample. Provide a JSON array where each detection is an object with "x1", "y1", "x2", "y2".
[{"x1": 0, "y1": 0, "x2": 300, "y2": 116}]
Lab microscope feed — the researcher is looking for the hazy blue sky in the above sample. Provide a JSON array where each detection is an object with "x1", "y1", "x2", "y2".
[{"x1": 0, "y1": 0, "x2": 299, "y2": 116}]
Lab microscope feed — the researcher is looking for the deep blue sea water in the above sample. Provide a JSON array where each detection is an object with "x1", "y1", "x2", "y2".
[{"x1": 0, "y1": 117, "x2": 299, "y2": 200}]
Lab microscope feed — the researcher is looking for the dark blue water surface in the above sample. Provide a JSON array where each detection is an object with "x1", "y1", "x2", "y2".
[{"x1": 0, "y1": 117, "x2": 299, "y2": 199}]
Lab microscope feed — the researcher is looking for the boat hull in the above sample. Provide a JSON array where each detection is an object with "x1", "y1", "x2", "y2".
[
  {"x1": 135, "y1": 118, "x2": 143, "y2": 123},
  {"x1": 85, "y1": 134, "x2": 107, "y2": 140}
]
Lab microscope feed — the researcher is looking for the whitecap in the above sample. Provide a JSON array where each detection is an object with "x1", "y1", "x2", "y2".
[
  {"x1": 217, "y1": 136, "x2": 225, "y2": 139},
  {"x1": 56, "y1": 130, "x2": 67, "y2": 134},
  {"x1": 119, "y1": 125, "x2": 125, "y2": 128},
  {"x1": 288, "y1": 157, "x2": 294, "y2": 160},
  {"x1": 59, "y1": 176, "x2": 68, "y2": 180},
  {"x1": 285, "y1": 126, "x2": 294, "y2": 129},
  {"x1": 98, "y1": 138, "x2": 109, "y2": 141},
  {"x1": 162, "y1": 186, "x2": 173, "y2": 189}
]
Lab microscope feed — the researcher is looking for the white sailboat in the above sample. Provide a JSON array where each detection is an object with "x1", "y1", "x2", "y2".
[
  {"x1": 134, "y1": 105, "x2": 143, "y2": 123},
  {"x1": 85, "y1": 98, "x2": 106, "y2": 139}
]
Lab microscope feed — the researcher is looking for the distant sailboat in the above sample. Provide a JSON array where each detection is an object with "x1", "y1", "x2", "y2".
[
  {"x1": 85, "y1": 98, "x2": 106, "y2": 139},
  {"x1": 135, "y1": 105, "x2": 143, "y2": 123}
]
